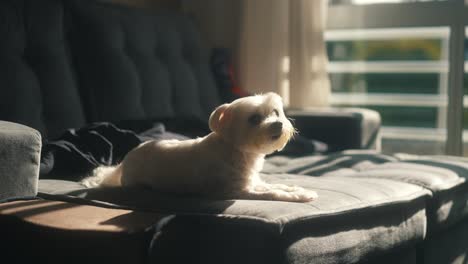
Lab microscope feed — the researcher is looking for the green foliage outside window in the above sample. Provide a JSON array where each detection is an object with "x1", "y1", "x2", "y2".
[
  {"x1": 327, "y1": 39, "x2": 441, "y2": 61},
  {"x1": 330, "y1": 73, "x2": 439, "y2": 94},
  {"x1": 327, "y1": 38, "x2": 444, "y2": 129}
]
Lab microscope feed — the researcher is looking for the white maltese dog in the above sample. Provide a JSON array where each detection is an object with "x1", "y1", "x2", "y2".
[{"x1": 82, "y1": 92, "x2": 317, "y2": 202}]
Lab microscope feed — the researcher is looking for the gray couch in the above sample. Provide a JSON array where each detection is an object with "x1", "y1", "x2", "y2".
[{"x1": 1, "y1": 0, "x2": 468, "y2": 263}]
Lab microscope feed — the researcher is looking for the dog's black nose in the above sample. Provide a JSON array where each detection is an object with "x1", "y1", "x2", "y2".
[{"x1": 270, "y1": 121, "x2": 283, "y2": 131}]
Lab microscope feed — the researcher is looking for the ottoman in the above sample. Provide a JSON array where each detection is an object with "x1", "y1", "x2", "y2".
[{"x1": 0, "y1": 121, "x2": 42, "y2": 201}]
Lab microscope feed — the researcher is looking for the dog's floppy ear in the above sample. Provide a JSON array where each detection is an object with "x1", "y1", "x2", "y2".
[
  {"x1": 209, "y1": 103, "x2": 231, "y2": 133},
  {"x1": 264, "y1": 92, "x2": 283, "y2": 105},
  {"x1": 265, "y1": 92, "x2": 280, "y2": 98}
]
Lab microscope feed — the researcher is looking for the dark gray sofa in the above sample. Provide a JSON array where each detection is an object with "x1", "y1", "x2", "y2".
[{"x1": 1, "y1": 0, "x2": 468, "y2": 263}]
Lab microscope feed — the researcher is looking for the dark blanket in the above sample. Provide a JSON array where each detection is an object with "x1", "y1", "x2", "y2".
[{"x1": 40, "y1": 122, "x2": 190, "y2": 181}]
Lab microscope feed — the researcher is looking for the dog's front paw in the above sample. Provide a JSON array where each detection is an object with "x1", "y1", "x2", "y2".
[
  {"x1": 289, "y1": 188, "x2": 318, "y2": 202},
  {"x1": 270, "y1": 183, "x2": 302, "y2": 192},
  {"x1": 272, "y1": 188, "x2": 318, "y2": 202},
  {"x1": 245, "y1": 185, "x2": 318, "y2": 202}
]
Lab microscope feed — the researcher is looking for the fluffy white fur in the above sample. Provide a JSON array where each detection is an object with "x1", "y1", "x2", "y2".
[{"x1": 81, "y1": 92, "x2": 317, "y2": 202}]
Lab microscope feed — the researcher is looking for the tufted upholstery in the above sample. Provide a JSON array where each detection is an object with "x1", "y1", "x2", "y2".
[
  {"x1": 0, "y1": 0, "x2": 221, "y2": 138},
  {"x1": 0, "y1": 0, "x2": 86, "y2": 138},
  {"x1": 68, "y1": 0, "x2": 221, "y2": 123}
]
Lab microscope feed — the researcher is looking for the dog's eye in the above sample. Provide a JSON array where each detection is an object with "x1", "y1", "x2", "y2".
[
  {"x1": 273, "y1": 109, "x2": 280, "y2": 116},
  {"x1": 248, "y1": 114, "x2": 262, "y2": 126}
]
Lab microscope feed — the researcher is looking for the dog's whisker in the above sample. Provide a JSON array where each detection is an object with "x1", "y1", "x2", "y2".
[
  {"x1": 287, "y1": 117, "x2": 296, "y2": 125},
  {"x1": 289, "y1": 128, "x2": 299, "y2": 140}
]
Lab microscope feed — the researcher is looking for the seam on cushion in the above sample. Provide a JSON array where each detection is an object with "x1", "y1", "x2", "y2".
[
  {"x1": 299, "y1": 187, "x2": 364, "y2": 203},
  {"x1": 347, "y1": 175, "x2": 432, "y2": 194},
  {"x1": 351, "y1": 173, "x2": 453, "y2": 190},
  {"x1": 121, "y1": 19, "x2": 146, "y2": 118},
  {"x1": 11, "y1": 197, "x2": 282, "y2": 234},
  {"x1": 275, "y1": 189, "x2": 430, "y2": 225},
  {"x1": 411, "y1": 159, "x2": 468, "y2": 179},
  {"x1": 268, "y1": 174, "x2": 401, "y2": 199},
  {"x1": 360, "y1": 161, "x2": 465, "y2": 189},
  {"x1": 37, "y1": 192, "x2": 279, "y2": 224},
  {"x1": 303, "y1": 203, "x2": 321, "y2": 210},
  {"x1": 342, "y1": 160, "x2": 467, "y2": 191},
  {"x1": 406, "y1": 158, "x2": 468, "y2": 171},
  {"x1": 343, "y1": 174, "x2": 464, "y2": 193}
]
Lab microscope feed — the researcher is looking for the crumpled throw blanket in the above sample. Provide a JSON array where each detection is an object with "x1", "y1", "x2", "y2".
[{"x1": 40, "y1": 122, "x2": 190, "y2": 181}]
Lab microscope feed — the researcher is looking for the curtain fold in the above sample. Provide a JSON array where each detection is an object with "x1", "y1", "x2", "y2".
[
  {"x1": 238, "y1": 0, "x2": 288, "y2": 97},
  {"x1": 289, "y1": 0, "x2": 330, "y2": 108},
  {"x1": 238, "y1": 0, "x2": 330, "y2": 108}
]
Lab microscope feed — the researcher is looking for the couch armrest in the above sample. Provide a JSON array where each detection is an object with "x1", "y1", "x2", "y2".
[
  {"x1": 286, "y1": 108, "x2": 381, "y2": 152},
  {"x1": 0, "y1": 121, "x2": 42, "y2": 202}
]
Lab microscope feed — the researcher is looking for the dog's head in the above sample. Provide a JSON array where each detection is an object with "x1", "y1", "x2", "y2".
[{"x1": 209, "y1": 92, "x2": 295, "y2": 154}]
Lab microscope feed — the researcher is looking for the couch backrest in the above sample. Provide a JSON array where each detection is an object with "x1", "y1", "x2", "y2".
[
  {"x1": 0, "y1": 0, "x2": 86, "y2": 137},
  {"x1": 0, "y1": 0, "x2": 221, "y2": 138}
]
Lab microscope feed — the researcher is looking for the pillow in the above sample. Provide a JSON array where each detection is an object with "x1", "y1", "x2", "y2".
[{"x1": 271, "y1": 135, "x2": 328, "y2": 157}]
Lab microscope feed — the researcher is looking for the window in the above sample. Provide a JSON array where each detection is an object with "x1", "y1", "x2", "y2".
[
  {"x1": 330, "y1": 0, "x2": 446, "y2": 4},
  {"x1": 327, "y1": 0, "x2": 466, "y2": 156},
  {"x1": 463, "y1": 28, "x2": 468, "y2": 154}
]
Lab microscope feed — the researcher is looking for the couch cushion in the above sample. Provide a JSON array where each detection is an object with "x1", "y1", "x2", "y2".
[
  {"x1": 0, "y1": 0, "x2": 86, "y2": 138},
  {"x1": 67, "y1": 0, "x2": 221, "y2": 123},
  {"x1": 265, "y1": 150, "x2": 468, "y2": 235},
  {"x1": 287, "y1": 108, "x2": 381, "y2": 152},
  {"x1": 37, "y1": 174, "x2": 429, "y2": 264}
]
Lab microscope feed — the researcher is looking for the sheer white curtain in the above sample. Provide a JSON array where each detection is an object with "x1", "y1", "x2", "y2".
[{"x1": 238, "y1": 0, "x2": 330, "y2": 108}]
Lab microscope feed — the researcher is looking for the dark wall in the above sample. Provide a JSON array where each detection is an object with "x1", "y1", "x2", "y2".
[{"x1": 104, "y1": 0, "x2": 181, "y2": 10}]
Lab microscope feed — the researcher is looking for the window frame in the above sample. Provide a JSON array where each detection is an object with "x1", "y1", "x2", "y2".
[{"x1": 327, "y1": 0, "x2": 467, "y2": 155}]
